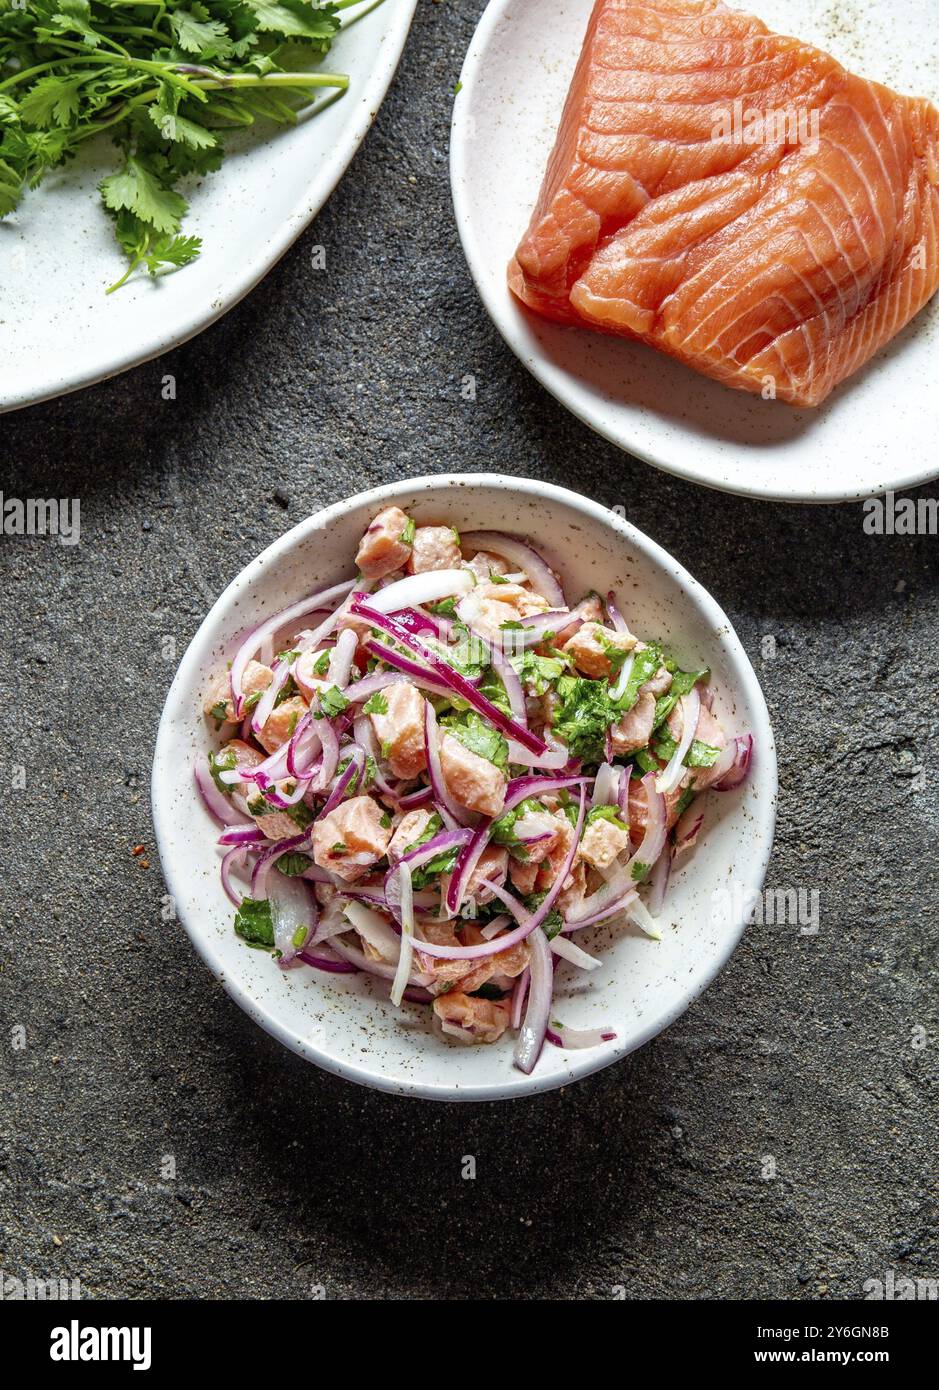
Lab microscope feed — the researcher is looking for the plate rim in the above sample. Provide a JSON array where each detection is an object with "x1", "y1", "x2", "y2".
[
  {"x1": 151, "y1": 471, "x2": 778, "y2": 1102},
  {"x1": 0, "y1": 0, "x2": 418, "y2": 415},
  {"x1": 449, "y1": 0, "x2": 939, "y2": 505}
]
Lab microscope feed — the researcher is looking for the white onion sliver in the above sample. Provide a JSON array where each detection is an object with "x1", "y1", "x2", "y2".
[
  {"x1": 390, "y1": 864, "x2": 414, "y2": 1007},
  {"x1": 550, "y1": 936, "x2": 602, "y2": 971},
  {"x1": 656, "y1": 688, "x2": 701, "y2": 795},
  {"x1": 367, "y1": 570, "x2": 473, "y2": 615},
  {"x1": 611, "y1": 651, "x2": 635, "y2": 702},
  {"x1": 626, "y1": 897, "x2": 662, "y2": 941},
  {"x1": 341, "y1": 900, "x2": 399, "y2": 961},
  {"x1": 328, "y1": 627, "x2": 359, "y2": 689},
  {"x1": 513, "y1": 922, "x2": 552, "y2": 1074},
  {"x1": 591, "y1": 762, "x2": 619, "y2": 808}
]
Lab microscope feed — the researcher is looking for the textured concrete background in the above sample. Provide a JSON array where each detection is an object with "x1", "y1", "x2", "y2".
[{"x1": 1, "y1": 1, "x2": 937, "y2": 1301}]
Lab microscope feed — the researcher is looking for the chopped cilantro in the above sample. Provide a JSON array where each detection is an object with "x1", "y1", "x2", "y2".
[
  {"x1": 441, "y1": 709, "x2": 509, "y2": 769},
  {"x1": 363, "y1": 691, "x2": 389, "y2": 716},
  {"x1": 210, "y1": 700, "x2": 230, "y2": 730},
  {"x1": 276, "y1": 853, "x2": 313, "y2": 878},
  {"x1": 317, "y1": 686, "x2": 349, "y2": 719},
  {"x1": 522, "y1": 892, "x2": 564, "y2": 939},
  {"x1": 312, "y1": 651, "x2": 331, "y2": 677},
  {"x1": 585, "y1": 804, "x2": 629, "y2": 833},
  {"x1": 552, "y1": 675, "x2": 617, "y2": 764},
  {"x1": 401, "y1": 517, "x2": 416, "y2": 545},
  {"x1": 510, "y1": 650, "x2": 567, "y2": 696},
  {"x1": 209, "y1": 748, "x2": 236, "y2": 793},
  {"x1": 234, "y1": 898, "x2": 274, "y2": 950}
]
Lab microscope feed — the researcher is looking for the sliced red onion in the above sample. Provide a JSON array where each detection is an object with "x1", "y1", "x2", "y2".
[
  {"x1": 674, "y1": 803, "x2": 704, "y2": 852},
  {"x1": 320, "y1": 746, "x2": 364, "y2": 817},
  {"x1": 416, "y1": 785, "x2": 585, "y2": 962},
  {"x1": 505, "y1": 737, "x2": 572, "y2": 770},
  {"x1": 386, "y1": 827, "x2": 473, "y2": 921},
  {"x1": 423, "y1": 701, "x2": 475, "y2": 827},
  {"x1": 195, "y1": 759, "x2": 252, "y2": 826},
  {"x1": 367, "y1": 569, "x2": 473, "y2": 614},
  {"x1": 390, "y1": 862, "x2": 415, "y2": 1007},
  {"x1": 510, "y1": 968, "x2": 529, "y2": 1029},
  {"x1": 327, "y1": 627, "x2": 359, "y2": 688},
  {"x1": 218, "y1": 826, "x2": 266, "y2": 847},
  {"x1": 446, "y1": 818, "x2": 493, "y2": 915},
  {"x1": 550, "y1": 936, "x2": 602, "y2": 970},
  {"x1": 269, "y1": 875, "x2": 317, "y2": 964},
  {"x1": 252, "y1": 774, "x2": 311, "y2": 810},
  {"x1": 310, "y1": 710, "x2": 340, "y2": 791},
  {"x1": 460, "y1": 531, "x2": 565, "y2": 607},
  {"x1": 711, "y1": 734, "x2": 754, "y2": 791},
  {"x1": 628, "y1": 772, "x2": 667, "y2": 879},
  {"x1": 656, "y1": 687, "x2": 700, "y2": 795},
  {"x1": 249, "y1": 655, "x2": 291, "y2": 736},
  {"x1": 647, "y1": 846, "x2": 672, "y2": 917},
  {"x1": 591, "y1": 762, "x2": 619, "y2": 808},
  {"x1": 398, "y1": 784, "x2": 433, "y2": 811},
  {"x1": 351, "y1": 599, "x2": 546, "y2": 755},
  {"x1": 502, "y1": 773, "x2": 587, "y2": 812},
  {"x1": 329, "y1": 928, "x2": 433, "y2": 987},
  {"x1": 250, "y1": 831, "x2": 312, "y2": 898},
  {"x1": 297, "y1": 947, "x2": 359, "y2": 974},
  {"x1": 625, "y1": 896, "x2": 662, "y2": 941},
  {"x1": 610, "y1": 650, "x2": 635, "y2": 702},
  {"x1": 229, "y1": 579, "x2": 356, "y2": 717},
  {"x1": 351, "y1": 711, "x2": 399, "y2": 802},
  {"x1": 220, "y1": 845, "x2": 249, "y2": 906},
  {"x1": 514, "y1": 919, "x2": 552, "y2": 1074},
  {"x1": 489, "y1": 644, "x2": 528, "y2": 726},
  {"x1": 546, "y1": 1023, "x2": 617, "y2": 1049},
  {"x1": 360, "y1": 641, "x2": 464, "y2": 701},
  {"x1": 605, "y1": 590, "x2": 628, "y2": 634},
  {"x1": 514, "y1": 608, "x2": 580, "y2": 649},
  {"x1": 618, "y1": 764, "x2": 632, "y2": 820},
  {"x1": 563, "y1": 884, "x2": 638, "y2": 930}
]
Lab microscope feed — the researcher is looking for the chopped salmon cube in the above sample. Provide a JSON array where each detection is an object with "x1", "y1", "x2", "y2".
[
  {"x1": 255, "y1": 695, "x2": 308, "y2": 754},
  {"x1": 408, "y1": 526, "x2": 462, "y2": 574},
  {"x1": 457, "y1": 581, "x2": 550, "y2": 645},
  {"x1": 433, "y1": 991, "x2": 511, "y2": 1044},
  {"x1": 204, "y1": 660, "x2": 273, "y2": 726},
  {"x1": 611, "y1": 689, "x2": 656, "y2": 755},
  {"x1": 439, "y1": 733, "x2": 507, "y2": 817},
  {"x1": 580, "y1": 815, "x2": 632, "y2": 871},
  {"x1": 355, "y1": 506, "x2": 413, "y2": 579},
  {"x1": 369, "y1": 683, "x2": 427, "y2": 780},
  {"x1": 466, "y1": 844, "x2": 509, "y2": 901},
  {"x1": 387, "y1": 807, "x2": 435, "y2": 861},
  {"x1": 464, "y1": 550, "x2": 510, "y2": 583},
  {"x1": 221, "y1": 740, "x2": 302, "y2": 841},
  {"x1": 562, "y1": 621, "x2": 636, "y2": 678},
  {"x1": 311, "y1": 795, "x2": 392, "y2": 882}
]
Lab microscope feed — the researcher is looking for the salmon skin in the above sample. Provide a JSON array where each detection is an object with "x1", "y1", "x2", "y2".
[{"x1": 508, "y1": 0, "x2": 939, "y2": 408}]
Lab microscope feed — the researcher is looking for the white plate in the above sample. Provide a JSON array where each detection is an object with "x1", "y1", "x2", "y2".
[
  {"x1": 450, "y1": 0, "x2": 939, "y2": 503},
  {"x1": 0, "y1": 0, "x2": 417, "y2": 413},
  {"x1": 152, "y1": 474, "x2": 777, "y2": 1101}
]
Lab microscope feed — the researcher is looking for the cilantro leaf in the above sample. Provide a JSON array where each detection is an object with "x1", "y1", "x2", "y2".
[{"x1": 234, "y1": 897, "x2": 274, "y2": 949}]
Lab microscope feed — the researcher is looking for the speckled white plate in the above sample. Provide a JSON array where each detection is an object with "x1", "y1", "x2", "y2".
[
  {"x1": 153, "y1": 476, "x2": 776, "y2": 1100},
  {"x1": 450, "y1": 0, "x2": 939, "y2": 503},
  {"x1": 0, "y1": 0, "x2": 416, "y2": 413}
]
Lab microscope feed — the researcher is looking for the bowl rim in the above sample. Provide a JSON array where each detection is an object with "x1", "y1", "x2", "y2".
[{"x1": 152, "y1": 473, "x2": 778, "y2": 1101}]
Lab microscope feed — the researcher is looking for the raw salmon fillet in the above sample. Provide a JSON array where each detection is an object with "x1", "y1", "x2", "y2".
[{"x1": 508, "y1": 0, "x2": 939, "y2": 407}]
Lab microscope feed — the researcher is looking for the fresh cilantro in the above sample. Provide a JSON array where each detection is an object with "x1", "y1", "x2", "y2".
[
  {"x1": 552, "y1": 675, "x2": 616, "y2": 765},
  {"x1": 522, "y1": 892, "x2": 563, "y2": 940},
  {"x1": 380, "y1": 810, "x2": 392, "y2": 829},
  {"x1": 312, "y1": 650, "x2": 331, "y2": 677},
  {"x1": 401, "y1": 517, "x2": 416, "y2": 545},
  {"x1": 412, "y1": 844, "x2": 460, "y2": 890},
  {"x1": 234, "y1": 897, "x2": 274, "y2": 950},
  {"x1": 210, "y1": 700, "x2": 230, "y2": 730},
  {"x1": 428, "y1": 597, "x2": 458, "y2": 619},
  {"x1": 440, "y1": 709, "x2": 509, "y2": 769},
  {"x1": 317, "y1": 686, "x2": 349, "y2": 719},
  {"x1": 510, "y1": 649, "x2": 567, "y2": 696},
  {"x1": 617, "y1": 645, "x2": 663, "y2": 711},
  {"x1": 0, "y1": 0, "x2": 350, "y2": 290},
  {"x1": 652, "y1": 667, "x2": 707, "y2": 729},
  {"x1": 631, "y1": 861, "x2": 650, "y2": 882},
  {"x1": 687, "y1": 740, "x2": 720, "y2": 768},
  {"x1": 287, "y1": 800, "x2": 315, "y2": 829},
  {"x1": 490, "y1": 797, "x2": 548, "y2": 859},
  {"x1": 585, "y1": 804, "x2": 629, "y2": 833},
  {"x1": 276, "y1": 853, "x2": 313, "y2": 878},
  {"x1": 209, "y1": 748, "x2": 236, "y2": 794},
  {"x1": 632, "y1": 748, "x2": 659, "y2": 775},
  {"x1": 402, "y1": 813, "x2": 443, "y2": 856},
  {"x1": 675, "y1": 786, "x2": 696, "y2": 817},
  {"x1": 363, "y1": 692, "x2": 389, "y2": 716}
]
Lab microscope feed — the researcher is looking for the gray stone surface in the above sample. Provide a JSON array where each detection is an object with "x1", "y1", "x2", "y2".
[{"x1": 0, "y1": 0, "x2": 936, "y2": 1302}]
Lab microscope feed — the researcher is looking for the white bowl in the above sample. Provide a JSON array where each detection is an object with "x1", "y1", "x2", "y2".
[{"x1": 152, "y1": 475, "x2": 777, "y2": 1101}]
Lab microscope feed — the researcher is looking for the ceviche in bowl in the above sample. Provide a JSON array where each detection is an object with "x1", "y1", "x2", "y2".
[{"x1": 153, "y1": 476, "x2": 776, "y2": 1100}]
